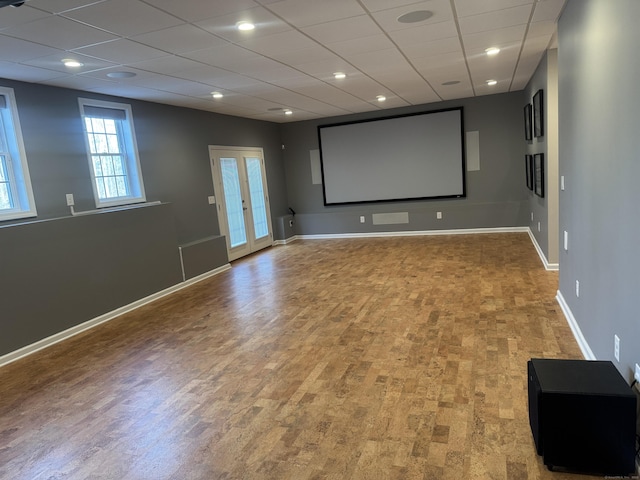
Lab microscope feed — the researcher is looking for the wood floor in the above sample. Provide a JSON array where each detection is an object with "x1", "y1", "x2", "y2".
[{"x1": 0, "y1": 233, "x2": 594, "y2": 480}]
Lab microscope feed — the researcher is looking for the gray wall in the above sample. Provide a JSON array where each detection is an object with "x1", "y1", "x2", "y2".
[
  {"x1": 558, "y1": 0, "x2": 640, "y2": 379},
  {"x1": 2, "y1": 78, "x2": 288, "y2": 244},
  {"x1": 280, "y1": 92, "x2": 529, "y2": 235},
  {"x1": 0, "y1": 203, "x2": 183, "y2": 355},
  {"x1": 525, "y1": 50, "x2": 560, "y2": 266},
  {"x1": 0, "y1": 78, "x2": 291, "y2": 358}
]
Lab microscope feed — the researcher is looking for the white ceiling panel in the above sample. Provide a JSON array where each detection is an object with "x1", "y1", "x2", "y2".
[
  {"x1": 462, "y1": 24, "x2": 527, "y2": 50},
  {"x1": 72, "y1": 40, "x2": 170, "y2": 65},
  {"x1": 402, "y1": 36, "x2": 462, "y2": 59},
  {"x1": 22, "y1": 52, "x2": 116, "y2": 74},
  {"x1": 326, "y1": 34, "x2": 396, "y2": 57},
  {"x1": 360, "y1": 0, "x2": 428, "y2": 13},
  {"x1": 62, "y1": 0, "x2": 183, "y2": 37},
  {"x1": 142, "y1": 0, "x2": 260, "y2": 23},
  {"x1": 371, "y1": 1, "x2": 454, "y2": 33},
  {"x1": 0, "y1": 0, "x2": 565, "y2": 122},
  {"x1": 1, "y1": 15, "x2": 116, "y2": 50},
  {"x1": 532, "y1": 0, "x2": 566, "y2": 22},
  {"x1": 195, "y1": 7, "x2": 290, "y2": 43},
  {"x1": 25, "y1": 0, "x2": 109, "y2": 15},
  {"x1": 237, "y1": 30, "x2": 319, "y2": 56},
  {"x1": 454, "y1": 0, "x2": 532, "y2": 18},
  {"x1": 301, "y1": 15, "x2": 381, "y2": 44},
  {"x1": 458, "y1": 5, "x2": 532, "y2": 35},
  {"x1": 0, "y1": 61, "x2": 63, "y2": 82},
  {"x1": 264, "y1": 0, "x2": 364, "y2": 28},
  {"x1": 131, "y1": 24, "x2": 226, "y2": 54},
  {"x1": 0, "y1": 35, "x2": 60, "y2": 62},
  {"x1": 0, "y1": 4, "x2": 49, "y2": 29},
  {"x1": 131, "y1": 56, "x2": 207, "y2": 75},
  {"x1": 388, "y1": 21, "x2": 459, "y2": 48}
]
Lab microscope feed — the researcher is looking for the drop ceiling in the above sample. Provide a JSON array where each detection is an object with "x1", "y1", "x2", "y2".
[{"x1": 0, "y1": 0, "x2": 565, "y2": 122}]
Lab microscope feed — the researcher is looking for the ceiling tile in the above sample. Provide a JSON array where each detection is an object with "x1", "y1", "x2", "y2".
[
  {"x1": 458, "y1": 5, "x2": 532, "y2": 35},
  {"x1": 371, "y1": 1, "x2": 454, "y2": 33},
  {"x1": 22, "y1": 52, "x2": 117, "y2": 74},
  {"x1": 462, "y1": 25, "x2": 526, "y2": 50},
  {"x1": 0, "y1": 4, "x2": 50, "y2": 29},
  {"x1": 131, "y1": 24, "x2": 226, "y2": 54},
  {"x1": 454, "y1": 0, "x2": 532, "y2": 18},
  {"x1": 532, "y1": 0, "x2": 566, "y2": 22},
  {"x1": 238, "y1": 30, "x2": 319, "y2": 56},
  {"x1": 62, "y1": 0, "x2": 184, "y2": 37},
  {"x1": 195, "y1": 7, "x2": 290, "y2": 43},
  {"x1": 1, "y1": 15, "x2": 117, "y2": 50},
  {"x1": 142, "y1": 0, "x2": 260, "y2": 23},
  {"x1": 131, "y1": 56, "x2": 207, "y2": 75},
  {"x1": 0, "y1": 35, "x2": 60, "y2": 62},
  {"x1": 0, "y1": 61, "x2": 64, "y2": 82},
  {"x1": 387, "y1": 20, "x2": 458, "y2": 47},
  {"x1": 326, "y1": 34, "x2": 396, "y2": 57},
  {"x1": 268, "y1": 45, "x2": 337, "y2": 66},
  {"x1": 72, "y1": 39, "x2": 170, "y2": 64},
  {"x1": 264, "y1": 0, "x2": 365, "y2": 28},
  {"x1": 301, "y1": 15, "x2": 381, "y2": 44},
  {"x1": 26, "y1": 0, "x2": 109, "y2": 14},
  {"x1": 360, "y1": 0, "x2": 428, "y2": 13},
  {"x1": 402, "y1": 36, "x2": 462, "y2": 59}
]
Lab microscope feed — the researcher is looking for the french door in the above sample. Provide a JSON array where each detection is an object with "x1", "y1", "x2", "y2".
[{"x1": 209, "y1": 146, "x2": 273, "y2": 261}]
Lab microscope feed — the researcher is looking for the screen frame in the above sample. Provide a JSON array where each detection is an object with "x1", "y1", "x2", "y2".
[{"x1": 317, "y1": 106, "x2": 466, "y2": 206}]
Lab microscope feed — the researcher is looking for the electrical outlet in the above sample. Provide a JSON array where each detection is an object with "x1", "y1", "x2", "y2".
[
  {"x1": 65, "y1": 193, "x2": 74, "y2": 206},
  {"x1": 560, "y1": 175, "x2": 565, "y2": 191},
  {"x1": 635, "y1": 364, "x2": 640, "y2": 383},
  {"x1": 436, "y1": 211, "x2": 442, "y2": 219},
  {"x1": 207, "y1": 195, "x2": 215, "y2": 205},
  {"x1": 575, "y1": 280, "x2": 579, "y2": 298},
  {"x1": 359, "y1": 216, "x2": 365, "y2": 223},
  {"x1": 564, "y1": 231, "x2": 569, "y2": 251},
  {"x1": 614, "y1": 335, "x2": 620, "y2": 362},
  {"x1": 289, "y1": 219, "x2": 294, "y2": 227}
]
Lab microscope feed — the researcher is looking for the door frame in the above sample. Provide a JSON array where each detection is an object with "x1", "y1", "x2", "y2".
[{"x1": 209, "y1": 145, "x2": 273, "y2": 261}]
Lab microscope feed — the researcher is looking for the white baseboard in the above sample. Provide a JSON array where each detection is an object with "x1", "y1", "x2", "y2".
[
  {"x1": 555, "y1": 290, "x2": 595, "y2": 360},
  {"x1": 0, "y1": 263, "x2": 231, "y2": 368},
  {"x1": 293, "y1": 226, "x2": 529, "y2": 241},
  {"x1": 527, "y1": 228, "x2": 559, "y2": 271}
]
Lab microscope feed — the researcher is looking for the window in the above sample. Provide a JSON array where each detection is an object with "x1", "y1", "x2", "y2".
[
  {"x1": 78, "y1": 98, "x2": 146, "y2": 208},
  {"x1": 0, "y1": 86, "x2": 37, "y2": 222}
]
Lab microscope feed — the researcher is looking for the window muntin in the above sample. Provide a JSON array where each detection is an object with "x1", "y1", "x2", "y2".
[
  {"x1": 79, "y1": 99, "x2": 145, "y2": 208},
  {"x1": 0, "y1": 87, "x2": 37, "y2": 221}
]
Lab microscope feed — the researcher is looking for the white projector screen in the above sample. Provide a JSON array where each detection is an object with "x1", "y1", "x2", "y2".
[{"x1": 318, "y1": 107, "x2": 465, "y2": 205}]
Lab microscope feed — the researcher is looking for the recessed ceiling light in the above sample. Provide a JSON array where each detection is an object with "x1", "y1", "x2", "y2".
[
  {"x1": 211, "y1": 91, "x2": 223, "y2": 99},
  {"x1": 376, "y1": 95, "x2": 386, "y2": 102},
  {"x1": 334, "y1": 72, "x2": 346, "y2": 80},
  {"x1": 107, "y1": 71, "x2": 136, "y2": 79},
  {"x1": 62, "y1": 59, "x2": 83, "y2": 68},
  {"x1": 442, "y1": 80, "x2": 460, "y2": 86},
  {"x1": 486, "y1": 79, "x2": 498, "y2": 86},
  {"x1": 284, "y1": 109, "x2": 293, "y2": 115},
  {"x1": 397, "y1": 10, "x2": 433, "y2": 24},
  {"x1": 236, "y1": 21, "x2": 255, "y2": 31},
  {"x1": 485, "y1": 47, "x2": 501, "y2": 56}
]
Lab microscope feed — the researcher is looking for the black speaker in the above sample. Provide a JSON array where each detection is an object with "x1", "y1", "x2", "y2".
[{"x1": 528, "y1": 358, "x2": 636, "y2": 475}]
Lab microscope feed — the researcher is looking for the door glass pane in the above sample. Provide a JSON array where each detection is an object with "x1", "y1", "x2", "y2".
[
  {"x1": 220, "y1": 157, "x2": 247, "y2": 248},
  {"x1": 245, "y1": 157, "x2": 269, "y2": 240}
]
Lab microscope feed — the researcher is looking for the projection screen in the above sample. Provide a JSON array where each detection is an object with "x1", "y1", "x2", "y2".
[{"x1": 318, "y1": 107, "x2": 465, "y2": 205}]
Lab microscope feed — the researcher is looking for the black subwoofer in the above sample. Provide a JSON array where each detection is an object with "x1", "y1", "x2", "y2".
[{"x1": 527, "y1": 358, "x2": 636, "y2": 475}]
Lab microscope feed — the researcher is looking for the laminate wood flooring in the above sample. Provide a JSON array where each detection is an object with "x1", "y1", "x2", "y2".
[{"x1": 0, "y1": 233, "x2": 595, "y2": 479}]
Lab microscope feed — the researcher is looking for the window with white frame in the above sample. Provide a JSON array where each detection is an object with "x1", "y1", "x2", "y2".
[
  {"x1": 0, "y1": 86, "x2": 37, "y2": 222},
  {"x1": 78, "y1": 98, "x2": 146, "y2": 208}
]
